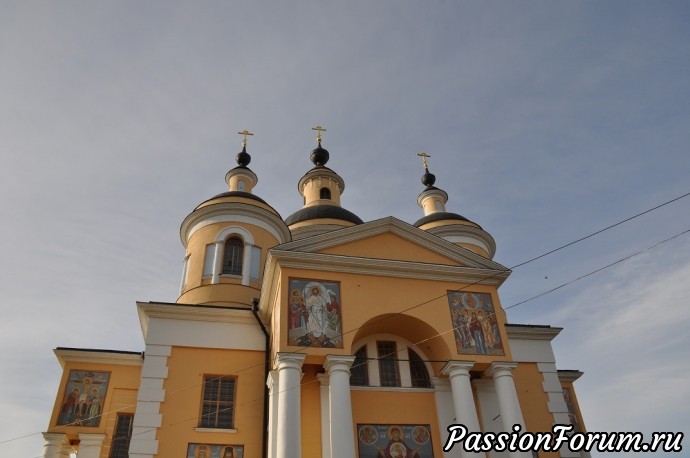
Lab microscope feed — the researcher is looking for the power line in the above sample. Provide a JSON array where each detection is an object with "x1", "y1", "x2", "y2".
[
  {"x1": 40, "y1": 224, "x2": 690, "y2": 458},
  {"x1": 8, "y1": 190, "x2": 690, "y2": 452}
]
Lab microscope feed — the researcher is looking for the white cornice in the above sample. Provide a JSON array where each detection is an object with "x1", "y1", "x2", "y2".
[
  {"x1": 54, "y1": 349, "x2": 143, "y2": 368},
  {"x1": 505, "y1": 324, "x2": 562, "y2": 341},
  {"x1": 269, "y1": 249, "x2": 509, "y2": 284},
  {"x1": 558, "y1": 370, "x2": 584, "y2": 382},
  {"x1": 417, "y1": 188, "x2": 449, "y2": 207},
  {"x1": 298, "y1": 168, "x2": 346, "y2": 195},
  {"x1": 180, "y1": 201, "x2": 291, "y2": 246},
  {"x1": 137, "y1": 301, "x2": 260, "y2": 340},
  {"x1": 275, "y1": 216, "x2": 508, "y2": 271}
]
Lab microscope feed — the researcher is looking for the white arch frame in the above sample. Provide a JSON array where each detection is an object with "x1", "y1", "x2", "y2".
[{"x1": 211, "y1": 226, "x2": 256, "y2": 286}]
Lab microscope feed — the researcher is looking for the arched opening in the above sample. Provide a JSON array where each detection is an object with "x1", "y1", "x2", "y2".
[
  {"x1": 350, "y1": 346, "x2": 369, "y2": 386},
  {"x1": 408, "y1": 348, "x2": 431, "y2": 388},
  {"x1": 222, "y1": 237, "x2": 244, "y2": 275},
  {"x1": 349, "y1": 334, "x2": 435, "y2": 389},
  {"x1": 320, "y1": 187, "x2": 331, "y2": 199}
]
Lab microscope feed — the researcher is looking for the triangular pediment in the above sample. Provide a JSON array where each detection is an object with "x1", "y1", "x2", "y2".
[{"x1": 275, "y1": 216, "x2": 508, "y2": 271}]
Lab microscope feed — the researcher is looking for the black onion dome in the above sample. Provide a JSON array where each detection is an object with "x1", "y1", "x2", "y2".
[
  {"x1": 310, "y1": 142, "x2": 330, "y2": 166},
  {"x1": 236, "y1": 146, "x2": 251, "y2": 166},
  {"x1": 413, "y1": 211, "x2": 481, "y2": 228},
  {"x1": 421, "y1": 169, "x2": 436, "y2": 187},
  {"x1": 285, "y1": 205, "x2": 363, "y2": 226}
]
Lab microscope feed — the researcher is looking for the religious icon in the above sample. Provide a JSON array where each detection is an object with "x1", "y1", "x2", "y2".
[
  {"x1": 187, "y1": 443, "x2": 243, "y2": 458},
  {"x1": 287, "y1": 278, "x2": 342, "y2": 348},
  {"x1": 56, "y1": 370, "x2": 110, "y2": 427},
  {"x1": 356, "y1": 424, "x2": 433, "y2": 457},
  {"x1": 447, "y1": 291, "x2": 504, "y2": 355}
]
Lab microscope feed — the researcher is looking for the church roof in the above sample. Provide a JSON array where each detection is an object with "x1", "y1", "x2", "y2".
[
  {"x1": 413, "y1": 211, "x2": 480, "y2": 228},
  {"x1": 197, "y1": 191, "x2": 270, "y2": 207},
  {"x1": 284, "y1": 204, "x2": 364, "y2": 226}
]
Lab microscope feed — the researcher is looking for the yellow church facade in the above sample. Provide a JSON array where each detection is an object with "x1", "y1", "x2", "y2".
[{"x1": 42, "y1": 131, "x2": 587, "y2": 458}]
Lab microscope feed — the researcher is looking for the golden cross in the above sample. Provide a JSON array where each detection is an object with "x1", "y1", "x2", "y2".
[
  {"x1": 238, "y1": 130, "x2": 254, "y2": 147},
  {"x1": 417, "y1": 152, "x2": 431, "y2": 169},
  {"x1": 311, "y1": 125, "x2": 327, "y2": 143}
]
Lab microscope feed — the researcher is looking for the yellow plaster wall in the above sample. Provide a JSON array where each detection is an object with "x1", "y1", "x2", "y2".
[
  {"x1": 179, "y1": 282, "x2": 262, "y2": 306},
  {"x1": 300, "y1": 364, "x2": 323, "y2": 457},
  {"x1": 301, "y1": 177, "x2": 342, "y2": 206},
  {"x1": 227, "y1": 174, "x2": 255, "y2": 193},
  {"x1": 319, "y1": 232, "x2": 462, "y2": 266},
  {"x1": 420, "y1": 196, "x2": 443, "y2": 215},
  {"x1": 454, "y1": 243, "x2": 490, "y2": 259},
  {"x1": 275, "y1": 267, "x2": 512, "y2": 367},
  {"x1": 156, "y1": 346, "x2": 266, "y2": 458},
  {"x1": 351, "y1": 390, "x2": 443, "y2": 456},
  {"x1": 47, "y1": 361, "x2": 141, "y2": 453},
  {"x1": 180, "y1": 221, "x2": 279, "y2": 303},
  {"x1": 512, "y1": 363, "x2": 559, "y2": 458},
  {"x1": 100, "y1": 387, "x2": 138, "y2": 458}
]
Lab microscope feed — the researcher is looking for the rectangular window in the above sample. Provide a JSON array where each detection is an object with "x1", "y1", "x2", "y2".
[
  {"x1": 108, "y1": 413, "x2": 133, "y2": 458},
  {"x1": 203, "y1": 244, "x2": 215, "y2": 277},
  {"x1": 377, "y1": 341, "x2": 401, "y2": 387},
  {"x1": 250, "y1": 245, "x2": 261, "y2": 280},
  {"x1": 199, "y1": 375, "x2": 236, "y2": 429}
]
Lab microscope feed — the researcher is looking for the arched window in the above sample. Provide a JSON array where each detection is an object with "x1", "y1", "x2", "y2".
[
  {"x1": 350, "y1": 336, "x2": 433, "y2": 389},
  {"x1": 222, "y1": 237, "x2": 244, "y2": 275},
  {"x1": 350, "y1": 346, "x2": 369, "y2": 386},
  {"x1": 408, "y1": 348, "x2": 431, "y2": 388},
  {"x1": 377, "y1": 341, "x2": 401, "y2": 387},
  {"x1": 320, "y1": 187, "x2": 331, "y2": 199}
]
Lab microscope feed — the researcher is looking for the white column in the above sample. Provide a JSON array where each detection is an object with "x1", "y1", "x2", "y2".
[
  {"x1": 42, "y1": 433, "x2": 71, "y2": 458},
  {"x1": 275, "y1": 352, "x2": 306, "y2": 458},
  {"x1": 324, "y1": 355, "x2": 356, "y2": 458},
  {"x1": 266, "y1": 371, "x2": 279, "y2": 458},
  {"x1": 441, "y1": 361, "x2": 482, "y2": 458},
  {"x1": 433, "y1": 377, "x2": 461, "y2": 458},
  {"x1": 316, "y1": 373, "x2": 332, "y2": 458},
  {"x1": 76, "y1": 433, "x2": 105, "y2": 458},
  {"x1": 212, "y1": 241, "x2": 224, "y2": 284},
  {"x1": 486, "y1": 362, "x2": 530, "y2": 458}
]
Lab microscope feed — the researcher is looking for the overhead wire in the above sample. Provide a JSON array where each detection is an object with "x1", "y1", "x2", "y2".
[
  {"x1": 39, "y1": 224, "x2": 690, "y2": 458},
  {"x1": 9, "y1": 190, "x2": 690, "y2": 455}
]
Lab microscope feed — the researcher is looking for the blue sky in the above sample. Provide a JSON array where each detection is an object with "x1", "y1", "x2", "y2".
[{"x1": 1, "y1": 2, "x2": 689, "y2": 456}]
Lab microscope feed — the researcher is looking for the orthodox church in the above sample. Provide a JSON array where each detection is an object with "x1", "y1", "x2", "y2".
[{"x1": 42, "y1": 128, "x2": 587, "y2": 458}]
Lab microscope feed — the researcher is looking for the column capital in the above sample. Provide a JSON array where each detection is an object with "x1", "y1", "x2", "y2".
[
  {"x1": 275, "y1": 352, "x2": 306, "y2": 371},
  {"x1": 441, "y1": 360, "x2": 475, "y2": 377},
  {"x1": 266, "y1": 370, "x2": 278, "y2": 390},
  {"x1": 324, "y1": 354, "x2": 356, "y2": 374},
  {"x1": 316, "y1": 373, "x2": 330, "y2": 386},
  {"x1": 431, "y1": 376, "x2": 450, "y2": 391},
  {"x1": 42, "y1": 432, "x2": 68, "y2": 444},
  {"x1": 485, "y1": 361, "x2": 518, "y2": 378}
]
